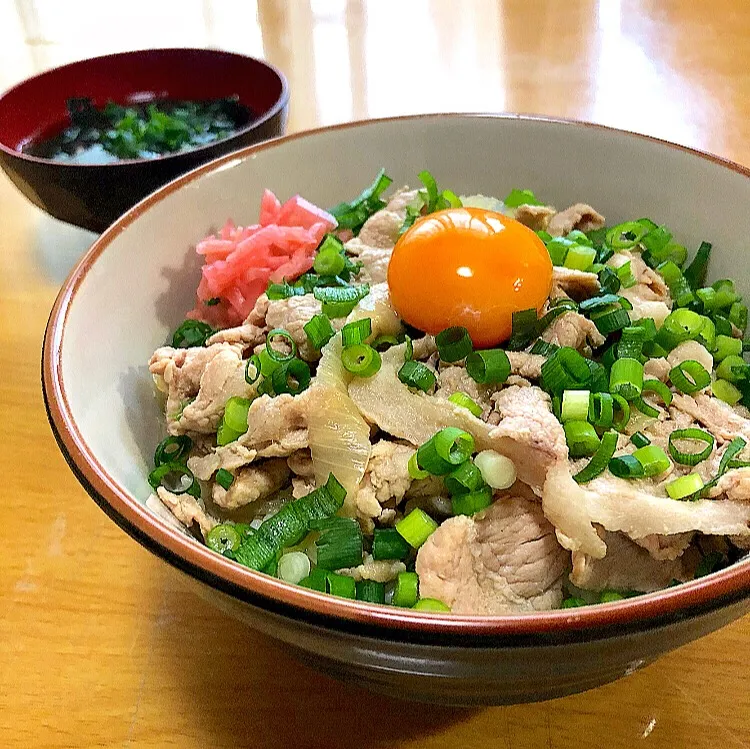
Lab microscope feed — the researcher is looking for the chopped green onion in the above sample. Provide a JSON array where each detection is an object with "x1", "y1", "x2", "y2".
[
  {"x1": 591, "y1": 306, "x2": 631, "y2": 335},
  {"x1": 588, "y1": 392, "x2": 614, "y2": 428},
  {"x1": 473, "y1": 450, "x2": 516, "y2": 490},
  {"x1": 258, "y1": 348, "x2": 282, "y2": 378},
  {"x1": 666, "y1": 473, "x2": 704, "y2": 500},
  {"x1": 341, "y1": 344, "x2": 382, "y2": 377},
  {"x1": 600, "y1": 591, "x2": 625, "y2": 603},
  {"x1": 416, "y1": 427, "x2": 475, "y2": 475},
  {"x1": 444, "y1": 461, "x2": 486, "y2": 495},
  {"x1": 372, "y1": 528, "x2": 410, "y2": 561},
  {"x1": 304, "y1": 314, "x2": 335, "y2": 350},
  {"x1": 612, "y1": 394, "x2": 631, "y2": 431},
  {"x1": 398, "y1": 359, "x2": 436, "y2": 391},
  {"x1": 404, "y1": 335, "x2": 414, "y2": 361},
  {"x1": 720, "y1": 437, "x2": 748, "y2": 475},
  {"x1": 267, "y1": 281, "x2": 307, "y2": 300},
  {"x1": 579, "y1": 293, "x2": 624, "y2": 313},
  {"x1": 341, "y1": 317, "x2": 372, "y2": 347},
  {"x1": 407, "y1": 452, "x2": 430, "y2": 480},
  {"x1": 216, "y1": 422, "x2": 245, "y2": 446},
  {"x1": 541, "y1": 346, "x2": 592, "y2": 396},
  {"x1": 530, "y1": 338, "x2": 559, "y2": 357},
  {"x1": 356, "y1": 579, "x2": 386, "y2": 603},
  {"x1": 608, "y1": 454, "x2": 645, "y2": 479},
  {"x1": 413, "y1": 598, "x2": 451, "y2": 612},
  {"x1": 392, "y1": 571, "x2": 420, "y2": 607},
  {"x1": 299, "y1": 567, "x2": 329, "y2": 592},
  {"x1": 598, "y1": 266, "x2": 621, "y2": 295},
  {"x1": 561, "y1": 597, "x2": 587, "y2": 609},
  {"x1": 642, "y1": 378, "x2": 673, "y2": 407},
  {"x1": 448, "y1": 392, "x2": 483, "y2": 417},
  {"x1": 313, "y1": 247, "x2": 346, "y2": 277},
  {"x1": 222, "y1": 396, "x2": 253, "y2": 433},
  {"x1": 564, "y1": 420, "x2": 601, "y2": 458},
  {"x1": 205, "y1": 524, "x2": 241, "y2": 554},
  {"x1": 713, "y1": 314, "x2": 733, "y2": 337},
  {"x1": 730, "y1": 302, "x2": 748, "y2": 332},
  {"x1": 171, "y1": 319, "x2": 213, "y2": 348},
  {"x1": 633, "y1": 317, "x2": 658, "y2": 342},
  {"x1": 670, "y1": 360, "x2": 711, "y2": 393},
  {"x1": 272, "y1": 358, "x2": 312, "y2": 394},
  {"x1": 148, "y1": 462, "x2": 198, "y2": 495},
  {"x1": 436, "y1": 326, "x2": 473, "y2": 362},
  {"x1": 313, "y1": 283, "x2": 370, "y2": 315},
  {"x1": 265, "y1": 328, "x2": 297, "y2": 362},
  {"x1": 609, "y1": 358, "x2": 644, "y2": 401},
  {"x1": 277, "y1": 551, "x2": 312, "y2": 584},
  {"x1": 615, "y1": 260, "x2": 637, "y2": 288},
  {"x1": 606, "y1": 221, "x2": 649, "y2": 249},
  {"x1": 655, "y1": 309, "x2": 704, "y2": 351},
  {"x1": 683, "y1": 241, "x2": 711, "y2": 290},
  {"x1": 561, "y1": 390, "x2": 591, "y2": 422},
  {"x1": 632, "y1": 444, "x2": 671, "y2": 476},
  {"x1": 215, "y1": 468, "x2": 234, "y2": 490},
  {"x1": 668, "y1": 428, "x2": 715, "y2": 466},
  {"x1": 631, "y1": 431, "x2": 651, "y2": 448},
  {"x1": 503, "y1": 188, "x2": 542, "y2": 208},
  {"x1": 545, "y1": 237, "x2": 571, "y2": 266},
  {"x1": 451, "y1": 486, "x2": 493, "y2": 516},
  {"x1": 396, "y1": 508, "x2": 439, "y2": 548},
  {"x1": 154, "y1": 435, "x2": 193, "y2": 467},
  {"x1": 573, "y1": 430, "x2": 619, "y2": 483},
  {"x1": 314, "y1": 517, "x2": 363, "y2": 570},
  {"x1": 329, "y1": 168, "x2": 392, "y2": 234},
  {"x1": 715, "y1": 354, "x2": 747, "y2": 383},
  {"x1": 712, "y1": 378, "x2": 742, "y2": 405},
  {"x1": 326, "y1": 571, "x2": 357, "y2": 598},
  {"x1": 244, "y1": 354, "x2": 261, "y2": 385},
  {"x1": 466, "y1": 349, "x2": 511, "y2": 385},
  {"x1": 564, "y1": 245, "x2": 597, "y2": 271},
  {"x1": 713, "y1": 334, "x2": 742, "y2": 362},
  {"x1": 616, "y1": 326, "x2": 646, "y2": 360},
  {"x1": 657, "y1": 260, "x2": 695, "y2": 307},
  {"x1": 371, "y1": 334, "x2": 399, "y2": 352},
  {"x1": 632, "y1": 396, "x2": 660, "y2": 419}
]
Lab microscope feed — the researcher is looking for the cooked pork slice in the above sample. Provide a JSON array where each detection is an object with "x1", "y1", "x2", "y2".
[
  {"x1": 416, "y1": 496, "x2": 568, "y2": 613},
  {"x1": 667, "y1": 340, "x2": 713, "y2": 374},
  {"x1": 356, "y1": 208, "x2": 405, "y2": 248},
  {"x1": 644, "y1": 357, "x2": 670, "y2": 382},
  {"x1": 541, "y1": 311, "x2": 605, "y2": 352},
  {"x1": 355, "y1": 441, "x2": 415, "y2": 520},
  {"x1": 338, "y1": 556, "x2": 406, "y2": 582},
  {"x1": 634, "y1": 532, "x2": 695, "y2": 561},
  {"x1": 240, "y1": 392, "x2": 310, "y2": 456},
  {"x1": 710, "y1": 468, "x2": 750, "y2": 501},
  {"x1": 608, "y1": 251, "x2": 672, "y2": 326},
  {"x1": 435, "y1": 366, "x2": 495, "y2": 412},
  {"x1": 507, "y1": 351, "x2": 545, "y2": 381},
  {"x1": 265, "y1": 294, "x2": 326, "y2": 362},
  {"x1": 514, "y1": 203, "x2": 557, "y2": 232},
  {"x1": 287, "y1": 450, "x2": 315, "y2": 478},
  {"x1": 547, "y1": 203, "x2": 605, "y2": 237},
  {"x1": 207, "y1": 322, "x2": 266, "y2": 348},
  {"x1": 550, "y1": 267, "x2": 600, "y2": 301},
  {"x1": 671, "y1": 393, "x2": 750, "y2": 443},
  {"x1": 383, "y1": 187, "x2": 421, "y2": 214},
  {"x1": 571, "y1": 531, "x2": 687, "y2": 592},
  {"x1": 542, "y1": 463, "x2": 750, "y2": 559},
  {"x1": 345, "y1": 243, "x2": 392, "y2": 284},
  {"x1": 156, "y1": 487, "x2": 218, "y2": 537},
  {"x1": 212, "y1": 458, "x2": 290, "y2": 510},
  {"x1": 188, "y1": 443, "x2": 258, "y2": 481}
]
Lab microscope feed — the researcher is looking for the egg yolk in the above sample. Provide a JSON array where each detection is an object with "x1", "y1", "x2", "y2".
[{"x1": 387, "y1": 207, "x2": 553, "y2": 347}]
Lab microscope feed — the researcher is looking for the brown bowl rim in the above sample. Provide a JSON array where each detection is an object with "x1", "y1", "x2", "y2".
[
  {"x1": 0, "y1": 47, "x2": 289, "y2": 167},
  {"x1": 42, "y1": 113, "x2": 750, "y2": 642}
]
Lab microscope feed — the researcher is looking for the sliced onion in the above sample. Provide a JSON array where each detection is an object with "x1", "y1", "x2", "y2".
[{"x1": 308, "y1": 333, "x2": 371, "y2": 512}]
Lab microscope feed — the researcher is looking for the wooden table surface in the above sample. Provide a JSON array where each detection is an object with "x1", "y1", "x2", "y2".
[{"x1": 1, "y1": 0, "x2": 749, "y2": 746}]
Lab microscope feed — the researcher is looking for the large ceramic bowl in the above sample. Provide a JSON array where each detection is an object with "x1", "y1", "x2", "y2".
[
  {"x1": 43, "y1": 115, "x2": 750, "y2": 705},
  {"x1": 0, "y1": 48, "x2": 289, "y2": 233}
]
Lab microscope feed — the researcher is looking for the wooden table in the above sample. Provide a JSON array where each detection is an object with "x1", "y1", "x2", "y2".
[{"x1": 1, "y1": 0, "x2": 748, "y2": 746}]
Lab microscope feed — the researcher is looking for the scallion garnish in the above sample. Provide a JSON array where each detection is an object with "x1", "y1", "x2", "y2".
[
  {"x1": 588, "y1": 392, "x2": 614, "y2": 428},
  {"x1": 244, "y1": 354, "x2": 262, "y2": 385},
  {"x1": 215, "y1": 468, "x2": 234, "y2": 490},
  {"x1": 341, "y1": 343, "x2": 381, "y2": 378},
  {"x1": 609, "y1": 358, "x2": 644, "y2": 401},
  {"x1": 271, "y1": 358, "x2": 312, "y2": 394},
  {"x1": 730, "y1": 302, "x2": 748, "y2": 332},
  {"x1": 221, "y1": 396, "x2": 253, "y2": 434},
  {"x1": 466, "y1": 349, "x2": 511, "y2": 385},
  {"x1": 666, "y1": 472, "x2": 704, "y2": 500},
  {"x1": 341, "y1": 317, "x2": 372, "y2": 347},
  {"x1": 154, "y1": 435, "x2": 193, "y2": 467},
  {"x1": 416, "y1": 427, "x2": 475, "y2": 475},
  {"x1": 451, "y1": 486, "x2": 493, "y2": 516},
  {"x1": 171, "y1": 319, "x2": 214, "y2": 348},
  {"x1": 391, "y1": 571, "x2": 420, "y2": 608},
  {"x1": 615, "y1": 260, "x2": 637, "y2": 288},
  {"x1": 563, "y1": 244, "x2": 597, "y2": 271},
  {"x1": 395, "y1": 508, "x2": 438, "y2": 548},
  {"x1": 713, "y1": 334, "x2": 742, "y2": 362},
  {"x1": 265, "y1": 328, "x2": 297, "y2": 363},
  {"x1": 683, "y1": 240, "x2": 711, "y2": 290},
  {"x1": 372, "y1": 528, "x2": 410, "y2": 561},
  {"x1": 329, "y1": 168, "x2": 393, "y2": 234},
  {"x1": 657, "y1": 260, "x2": 695, "y2": 307},
  {"x1": 503, "y1": 188, "x2": 542, "y2": 208},
  {"x1": 398, "y1": 359, "x2": 436, "y2": 391},
  {"x1": 304, "y1": 314, "x2": 335, "y2": 350},
  {"x1": 632, "y1": 444, "x2": 671, "y2": 476},
  {"x1": 313, "y1": 517, "x2": 364, "y2": 570},
  {"x1": 605, "y1": 221, "x2": 650, "y2": 250},
  {"x1": 561, "y1": 390, "x2": 591, "y2": 422},
  {"x1": 598, "y1": 266, "x2": 621, "y2": 295},
  {"x1": 205, "y1": 524, "x2": 241, "y2": 555},
  {"x1": 616, "y1": 326, "x2": 646, "y2": 360},
  {"x1": 444, "y1": 461, "x2": 486, "y2": 496},
  {"x1": 540, "y1": 346, "x2": 592, "y2": 396},
  {"x1": 642, "y1": 378, "x2": 672, "y2": 407},
  {"x1": 448, "y1": 391, "x2": 483, "y2": 417},
  {"x1": 712, "y1": 379, "x2": 742, "y2": 405},
  {"x1": 148, "y1": 462, "x2": 198, "y2": 496},
  {"x1": 668, "y1": 428, "x2": 715, "y2": 466},
  {"x1": 612, "y1": 394, "x2": 631, "y2": 431},
  {"x1": 313, "y1": 283, "x2": 370, "y2": 311},
  {"x1": 413, "y1": 597, "x2": 451, "y2": 612},
  {"x1": 407, "y1": 452, "x2": 429, "y2": 480},
  {"x1": 355, "y1": 579, "x2": 386, "y2": 603},
  {"x1": 654, "y1": 309, "x2": 704, "y2": 351},
  {"x1": 573, "y1": 430, "x2": 619, "y2": 483},
  {"x1": 631, "y1": 431, "x2": 651, "y2": 448},
  {"x1": 436, "y1": 326, "x2": 473, "y2": 362},
  {"x1": 608, "y1": 454, "x2": 645, "y2": 479},
  {"x1": 669, "y1": 360, "x2": 711, "y2": 394},
  {"x1": 564, "y1": 420, "x2": 601, "y2": 458},
  {"x1": 715, "y1": 354, "x2": 747, "y2": 383}
]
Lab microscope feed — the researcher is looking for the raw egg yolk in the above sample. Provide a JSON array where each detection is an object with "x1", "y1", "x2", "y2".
[{"x1": 387, "y1": 207, "x2": 553, "y2": 347}]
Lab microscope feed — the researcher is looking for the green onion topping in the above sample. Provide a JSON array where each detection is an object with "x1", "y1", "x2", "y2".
[
  {"x1": 304, "y1": 314, "x2": 336, "y2": 350},
  {"x1": 398, "y1": 359, "x2": 436, "y2": 391},
  {"x1": 573, "y1": 430, "x2": 619, "y2": 483},
  {"x1": 436, "y1": 326, "x2": 473, "y2": 362},
  {"x1": 668, "y1": 428, "x2": 715, "y2": 466},
  {"x1": 448, "y1": 391, "x2": 483, "y2": 417},
  {"x1": 669, "y1": 360, "x2": 711, "y2": 394},
  {"x1": 341, "y1": 344, "x2": 382, "y2": 377},
  {"x1": 466, "y1": 349, "x2": 511, "y2": 385},
  {"x1": 396, "y1": 508, "x2": 439, "y2": 548}
]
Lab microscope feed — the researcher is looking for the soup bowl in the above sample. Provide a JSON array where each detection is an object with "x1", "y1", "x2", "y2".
[
  {"x1": 0, "y1": 48, "x2": 288, "y2": 233},
  {"x1": 42, "y1": 114, "x2": 750, "y2": 705}
]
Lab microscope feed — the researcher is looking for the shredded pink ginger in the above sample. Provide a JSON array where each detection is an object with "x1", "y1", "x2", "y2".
[{"x1": 187, "y1": 190, "x2": 337, "y2": 328}]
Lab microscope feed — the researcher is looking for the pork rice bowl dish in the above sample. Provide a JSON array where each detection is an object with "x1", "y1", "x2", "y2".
[{"x1": 147, "y1": 170, "x2": 750, "y2": 613}]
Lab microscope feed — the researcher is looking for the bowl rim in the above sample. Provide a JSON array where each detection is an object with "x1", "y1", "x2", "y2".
[
  {"x1": 0, "y1": 47, "x2": 289, "y2": 167},
  {"x1": 42, "y1": 112, "x2": 750, "y2": 642}
]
